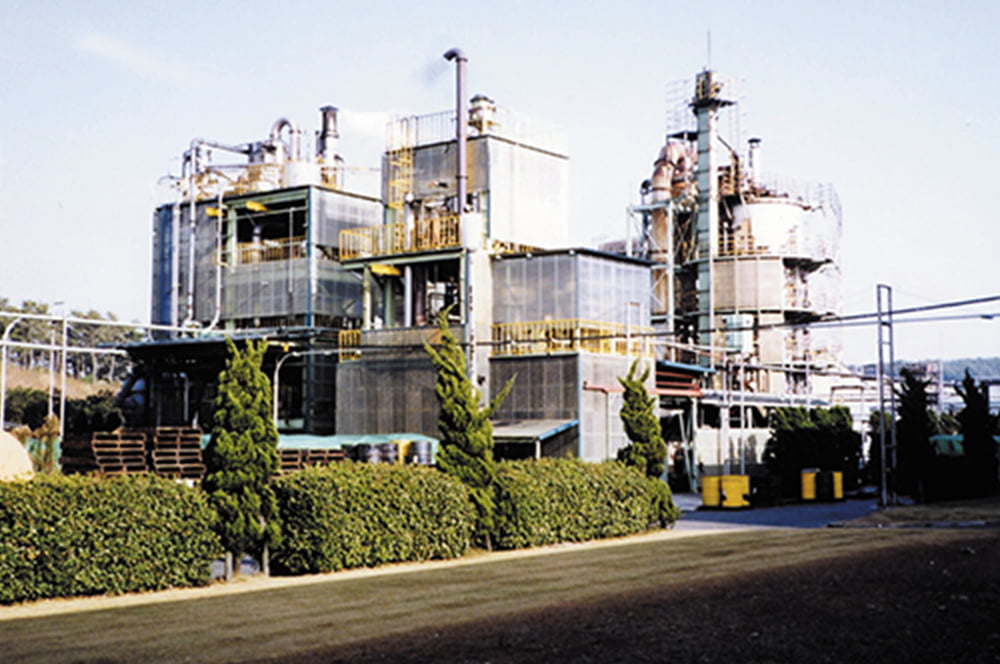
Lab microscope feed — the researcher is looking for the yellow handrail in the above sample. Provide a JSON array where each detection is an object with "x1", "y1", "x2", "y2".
[
  {"x1": 339, "y1": 215, "x2": 462, "y2": 260},
  {"x1": 492, "y1": 319, "x2": 654, "y2": 358},
  {"x1": 235, "y1": 236, "x2": 306, "y2": 264},
  {"x1": 338, "y1": 329, "x2": 361, "y2": 360}
]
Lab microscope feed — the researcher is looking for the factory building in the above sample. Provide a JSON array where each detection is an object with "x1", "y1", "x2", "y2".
[
  {"x1": 125, "y1": 107, "x2": 381, "y2": 434},
  {"x1": 120, "y1": 62, "x2": 845, "y2": 485},
  {"x1": 622, "y1": 70, "x2": 846, "y2": 481},
  {"x1": 123, "y1": 56, "x2": 661, "y2": 464},
  {"x1": 332, "y1": 74, "x2": 652, "y2": 460}
]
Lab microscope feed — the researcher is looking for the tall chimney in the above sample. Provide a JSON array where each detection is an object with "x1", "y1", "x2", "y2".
[
  {"x1": 443, "y1": 48, "x2": 467, "y2": 215},
  {"x1": 748, "y1": 137, "x2": 762, "y2": 186},
  {"x1": 317, "y1": 105, "x2": 340, "y2": 162}
]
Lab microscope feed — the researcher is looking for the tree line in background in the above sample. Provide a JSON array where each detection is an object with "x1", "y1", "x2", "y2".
[
  {"x1": 884, "y1": 368, "x2": 999, "y2": 501},
  {"x1": 763, "y1": 405, "x2": 863, "y2": 500},
  {"x1": 764, "y1": 368, "x2": 999, "y2": 503},
  {"x1": 0, "y1": 298, "x2": 143, "y2": 383}
]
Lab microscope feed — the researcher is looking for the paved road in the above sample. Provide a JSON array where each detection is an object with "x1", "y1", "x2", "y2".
[{"x1": 672, "y1": 493, "x2": 878, "y2": 531}]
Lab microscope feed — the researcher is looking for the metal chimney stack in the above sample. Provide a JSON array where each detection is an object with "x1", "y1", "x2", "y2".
[
  {"x1": 443, "y1": 48, "x2": 468, "y2": 214},
  {"x1": 317, "y1": 105, "x2": 340, "y2": 162}
]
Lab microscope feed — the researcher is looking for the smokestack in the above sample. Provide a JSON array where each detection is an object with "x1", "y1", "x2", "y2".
[
  {"x1": 317, "y1": 105, "x2": 340, "y2": 162},
  {"x1": 443, "y1": 48, "x2": 468, "y2": 215},
  {"x1": 748, "y1": 137, "x2": 762, "y2": 186}
]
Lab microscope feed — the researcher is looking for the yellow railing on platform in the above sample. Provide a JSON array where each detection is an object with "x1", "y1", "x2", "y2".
[
  {"x1": 234, "y1": 236, "x2": 306, "y2": 265},
  {"x1": 338, "y1": 329, "x2": 361, "y2": 360},
  {"x1": 492, "y1": 319, "x2": 654, "y2": 358},
  {"x1": 339, "y1": 215, "x2": 462, "y2": 260}
]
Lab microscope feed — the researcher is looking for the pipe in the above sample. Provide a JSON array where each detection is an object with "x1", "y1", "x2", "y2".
[
  {"x1": 269, "y1": 117, "x2": 302, "y2": 162},
  {"x1": 59, "y1": 313, "x2": 68, "y2": 441},
  {"x1": 183, "y1": 144, "x2": 199, "y2": 327},
  {"x1": 180, "y1": 137, "x2": 249, "y2": 328},
  {"x1": 0, "y1": 316, "x2": 24, "y2": 430},
  {"x1": 443, "y1": 48, "x2": 468, "y2": 215},
  {"x1": 168, "y1": 201, "x2": 179, "y2": 331},
  {"x1": 444, "y1": 47, "x2": 473, "y2": 388},
  {"x1": 206, "y1": 188, "x2": 224, "y2": 331}
]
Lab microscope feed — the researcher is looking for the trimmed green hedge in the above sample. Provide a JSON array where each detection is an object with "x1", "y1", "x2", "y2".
[
  {"x1": 272, "y1": 462, "x2": 474, "y2": 575},
  {"x1": 0, "y1": 475, "x2": 220, "y2": 604},
  {"x1": 493, "y1": 459, "x2": 680, "y2": 550}
]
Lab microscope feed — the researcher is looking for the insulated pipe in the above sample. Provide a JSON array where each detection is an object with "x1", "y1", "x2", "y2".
[
  {"x1": 184, "y1": 144, "x2": 200, "y2": 327},
  {"x1": 206, "y1": 188, "x2": 224, "y2": 331},
  {"x1": 443, "y1": 48, "x2": 468, "y2": 215},
  {"x1": 270, "y1": 117, "x2": 302, "y2": 162},
  {"x1": 0, "y1": 316, "x2": 24, "y2": 430},
  {"x1": 180, "y1": 138, "x2": 251, "y2": 328}
]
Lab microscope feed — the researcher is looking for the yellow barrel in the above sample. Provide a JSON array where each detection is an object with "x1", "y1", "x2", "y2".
[
  {"x1": 701, "y1": 475, "x2": 722, "y2": 508},
  {"x1": 721, "y1": 475, "x2": 750, "y2": 508},
  {"x1": 832, "y1": 471, "x2": 843, "y2": 500},
  {"x1": 396, "y1": 440, "x2": 412, "y2": 465},
  {"x1": 801, "y1": 469, "x2": 818, "y2": 501}
]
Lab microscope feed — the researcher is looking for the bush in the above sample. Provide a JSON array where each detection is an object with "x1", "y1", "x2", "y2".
[
  {"x1": 0, "y1": 475, "x2": 220, "y2": 604},
  {"x1": 271, "y1": 463, "x2": 475, "y2": 575},
  {"x1": 764, "y1": 406, "x2": 862, "y2": 498},
  {"x1": 492, "y1": 459, "x2": 679, "y2": 550}
]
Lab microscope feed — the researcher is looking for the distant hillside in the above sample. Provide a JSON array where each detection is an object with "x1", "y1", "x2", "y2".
[
  {"x1": 854, "y1": 357, "x2": 1000, "y2": 383},
  {"x1": 4, "y1": 366, "x2": 119, "y2": 400},
  {"x1": 939, "y1": 357, "x2": 1000, "y2": 382}
]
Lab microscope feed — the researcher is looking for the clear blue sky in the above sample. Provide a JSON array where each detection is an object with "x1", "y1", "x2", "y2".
[{"x1": 1, "y1": 0, "x2": 997, "y2": 364}]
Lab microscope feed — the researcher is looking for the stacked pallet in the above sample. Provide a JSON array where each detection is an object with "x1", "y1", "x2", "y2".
[
  {"x1": 278, "y1": 448, "x2": 347, "y2": 473},
  {"x1": 149, "y1": 427, "x2": 205, "y2": 480},
  {"x1": 91, "y1": 430, "x2": 149, "y2": 475},
  {"x1": 60, "y1": 435, "x2": 100, "y2": 475}
]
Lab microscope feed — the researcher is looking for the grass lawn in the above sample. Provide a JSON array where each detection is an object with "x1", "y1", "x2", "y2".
[{"x1": 2, "y1": 524, "x2": 997, "y2": 663}]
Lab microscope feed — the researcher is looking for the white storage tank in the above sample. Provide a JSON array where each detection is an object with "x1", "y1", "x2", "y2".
[
  {"x1": 283, "y1": 160, "x2": 321, "y2": 188},
  {"x1": 732, "y1": 200, "x2": 809, "y2": 258}
]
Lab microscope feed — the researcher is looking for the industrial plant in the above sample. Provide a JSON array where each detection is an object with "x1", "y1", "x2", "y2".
[{"x1": 89, "y1": 56, "x2": 852, "y2": 492}]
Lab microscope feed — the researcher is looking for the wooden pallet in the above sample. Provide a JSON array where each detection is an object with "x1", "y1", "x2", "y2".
[
  {"x1": 59, "y1": 456, "x2": 99, "y2": 474},
  {"x1": 92, "y1": 430, "x2": 150, "y2": 474},
  {"x1": 147, "y1": 426, "x2": 205, "y2": 479},
  {"x1": 150, "y1": 427, "x2": 203, "y2": 447},
  {"x1": 60, "y1": 434, "x2": 99, "y2": 475},
  {"x1": 151, "y1": 463, "x2": 206, "y2": 479},
  {"x1": 278, "y1": 448, "x2": 346, "y2": 473}
]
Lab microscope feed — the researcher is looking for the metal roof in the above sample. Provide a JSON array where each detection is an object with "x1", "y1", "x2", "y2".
[{"x1": 492, "y1": 419, "x2": 578, "y2": 443}]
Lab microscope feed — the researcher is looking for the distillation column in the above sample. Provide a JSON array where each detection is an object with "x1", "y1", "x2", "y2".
[{"x1": 691, "y1": 71, "x2": 733, "y2": 368}]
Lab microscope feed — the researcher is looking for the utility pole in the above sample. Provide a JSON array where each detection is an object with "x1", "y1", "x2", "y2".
[{"x1": 875, "y1": 283, "x2": 898, "y2": 507}]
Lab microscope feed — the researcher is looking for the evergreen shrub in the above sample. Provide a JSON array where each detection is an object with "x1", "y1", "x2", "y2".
[
  {"x1": 492, "y1": 459, "x2": 679, "y2": 550},
  {"x1": 271, "y1": 462, "x2": 475, "y2": 575},
  {"x1": 0, "y1": 475, "x2": 220, "y2": 604}
]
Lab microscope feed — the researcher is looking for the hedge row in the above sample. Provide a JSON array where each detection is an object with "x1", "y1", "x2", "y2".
[
  {"x1": 493, "y1": 459, "x2": 680, "y2": 550},
  {"x1": 0, "y1": 475, "x2": 220, "y2": 604},
  {"x1": 0, "y1": 460, "x2": 678, "y2": 603},
  {"x1": 271, "y1": 462, "x2": 475, "y2": 575}
]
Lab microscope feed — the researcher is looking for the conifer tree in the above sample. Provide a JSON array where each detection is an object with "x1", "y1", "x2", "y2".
[
  {"x1": 203, "y1": 338, "x2": 281, "y2": 578},
  {"x1": 895, "y1": 368, "x2": 934, "y2": 500},
  {"x1": 425, "y1": 309, "x2": 513, "y2": 550},
  {"x1": 956, "y1": 370, "x2": 999, "y2": 496},
  {"x1": 617, "y1": 360, "x2": 667, "y2": 479}
]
